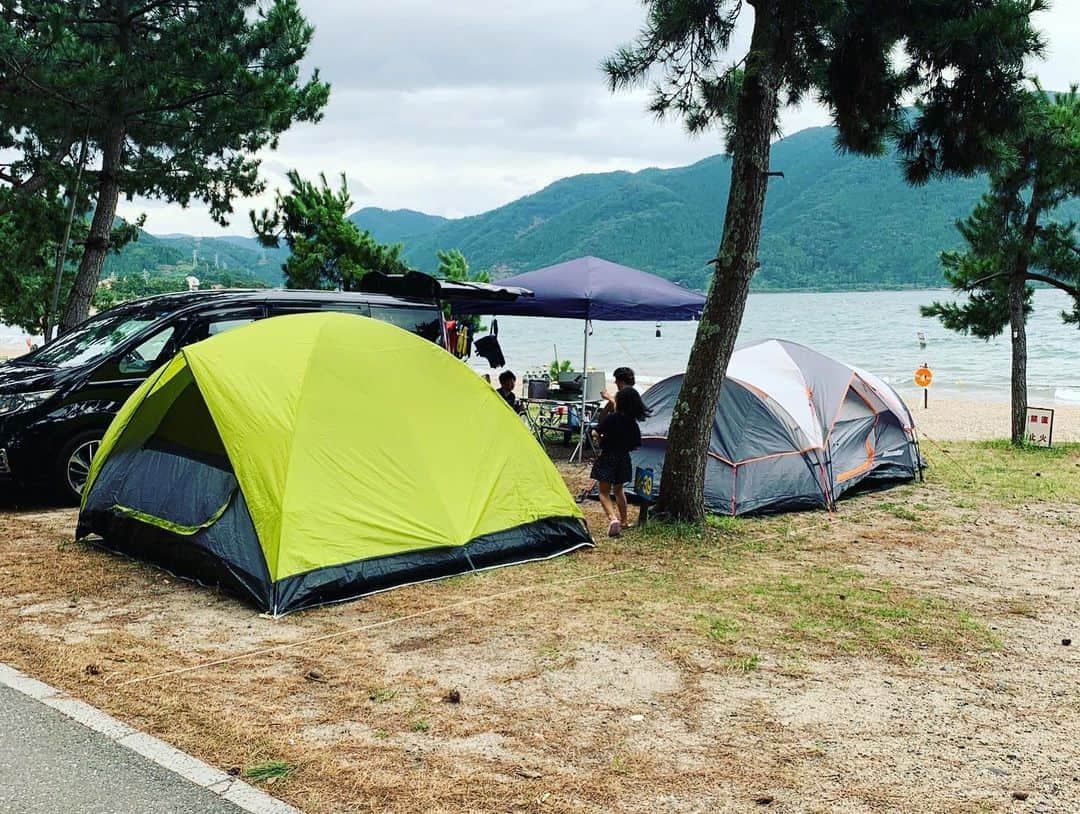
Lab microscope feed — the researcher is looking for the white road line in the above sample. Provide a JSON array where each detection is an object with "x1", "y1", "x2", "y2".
[{"x1": 0, "y1": 662, "x2": 302, "y2": 814}]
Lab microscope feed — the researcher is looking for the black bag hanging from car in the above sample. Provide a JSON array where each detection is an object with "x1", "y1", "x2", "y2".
[{"x1": 474, "y1": 319, "x2": 505, "y2": 368}]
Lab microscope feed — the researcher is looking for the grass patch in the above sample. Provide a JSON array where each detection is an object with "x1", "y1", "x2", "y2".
[
  {"x1": 705, "y1": 515, "x2": 746, "y2": 534},
  {"x1": 729, "y1": 654, "x2": 761, "y2": 672},
  {"x1": 609, "y1": 751, "x2": 632, "y2": 775},
  {"x1": 877, "y1": 501, "x2": 920, "y2": 522},
  {"x1": 699, "y1": 613, "x2": 741, "y2": 642},
  {"x1": 669, "y1": 564, "x2": 998, "y2": 663},
  {"x1": 925, "y1": 440, "x2": 1080, "y2": 504},
  {"x1": 536, "y1": 643, "x2": 561, "y2": 660},
  {"x1": 409, "y1": 719, "x2": 430, "y2": 733},
  {"x1": 737, "y1": 568, "x2": 997, "y2": 660},
  {"x1": 367, "y1": 687, "x2": 397, "y2": 703},
  {"x1": 244, "y1": 761, "x2": 295, "y2": 783}
]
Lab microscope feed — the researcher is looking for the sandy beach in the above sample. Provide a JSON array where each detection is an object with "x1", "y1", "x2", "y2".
[{"x1": 902, "y1": 396, "x2": 1080, "y2": 443}]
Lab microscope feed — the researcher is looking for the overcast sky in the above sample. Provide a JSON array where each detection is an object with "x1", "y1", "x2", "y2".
[{"x1": 122, "y1": 1, "x2": 1080, "y2": 237}]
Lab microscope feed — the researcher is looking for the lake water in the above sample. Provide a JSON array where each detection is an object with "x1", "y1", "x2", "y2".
[
  {"x1": 471, "y1": 289, "x2": 1080, "y2": 406},
  {"x1": 3, "y1": 289, "x2": 1076, "y2": 404}
]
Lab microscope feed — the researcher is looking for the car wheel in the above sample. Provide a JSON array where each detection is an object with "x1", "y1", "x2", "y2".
[{"x1": 55, "y1": 431, "x2": 103, "y2": 504}]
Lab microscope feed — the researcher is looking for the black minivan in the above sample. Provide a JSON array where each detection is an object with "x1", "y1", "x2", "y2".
[{"x1": 0, "y1": 288, "x2": 449, "y2": 501}]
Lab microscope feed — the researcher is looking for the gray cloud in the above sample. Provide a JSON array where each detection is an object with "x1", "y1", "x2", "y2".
[
  {"x1": 121, "y1": 1, "x2": 1080, "y2": 235},
  {"x1": 303, "y1": 0, "x2": 643, "y2": 92}
]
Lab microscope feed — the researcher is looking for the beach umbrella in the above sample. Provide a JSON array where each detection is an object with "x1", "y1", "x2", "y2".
[{"x1": 452, "y1": 256, "x2": 706, "y2": 460}]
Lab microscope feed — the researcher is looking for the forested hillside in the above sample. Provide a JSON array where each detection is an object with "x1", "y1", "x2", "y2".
[
  {"x1": 351, "y1": 125, "x2": 1080, "y2": 291},
  {"x1": 121, "y1": 122, "x2": 1080, "y2": 292}
]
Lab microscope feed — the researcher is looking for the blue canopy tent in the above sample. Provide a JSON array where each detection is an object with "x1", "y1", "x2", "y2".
[{"x1": 453, "y1": 256, "x2": 706, "y2": 460}]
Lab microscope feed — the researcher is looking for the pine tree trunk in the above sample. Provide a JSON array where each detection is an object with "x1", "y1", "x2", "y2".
[
  {"x1": 1008, "y1": 271, "x2": 1028, "y2": 445},
  {"x1": 59, "y1": 123, "x2": 125, "y2": 334},
  {"x1": 1007, "y1": 175, "x2": 1047, "y2": 446},
  {"x1": 656, "y1": 11, "x2": 779, "y2": 522}
]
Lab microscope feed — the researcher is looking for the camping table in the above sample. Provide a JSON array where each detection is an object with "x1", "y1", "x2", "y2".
[{"x1": 521, "y1": 397, "x2": 603, "y2": 454}]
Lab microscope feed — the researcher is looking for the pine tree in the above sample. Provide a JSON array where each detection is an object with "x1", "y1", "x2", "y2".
[
  {"x1": 0, "y1": 0, "x2": 329, "y2": 333},
  {"x1": 251, "y1": 171, "x2": 410, "y2": 289},
  {"x1": 923, "y1": 89, "x2": 1080, "y2": 444},
  {"x1": 437, "y1": 249, "x2": 489, "y2": 283},
  {"x1": 436, "y1": 248, "x2": 488, "y2": 331},
  {"x1": 0, "y1": 183, "x2": 139, "y2": 335},
  {"x1": 605, "y1": 0, "x2": 1046, "y2": 521}
]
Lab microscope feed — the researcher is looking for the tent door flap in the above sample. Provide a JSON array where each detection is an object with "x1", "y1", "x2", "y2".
[{"x1": 109, "y1": 488, "x2": 238, "y2": 536}]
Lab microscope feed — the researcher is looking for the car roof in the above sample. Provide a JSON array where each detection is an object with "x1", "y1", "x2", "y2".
[{"x1": 102, "y1": 287, "x2": 439, "y2": 317}]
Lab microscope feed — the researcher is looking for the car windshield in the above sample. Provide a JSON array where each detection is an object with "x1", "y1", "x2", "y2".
[{"x1": 23, "y1": 311, "x2": 157, "y2": 369}]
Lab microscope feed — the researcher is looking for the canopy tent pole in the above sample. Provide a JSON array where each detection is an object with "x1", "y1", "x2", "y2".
[
  {"x1": 570, "y1": 318, "x2": 590, "y2": 463},
  {"x1": 445, "y1": 257, "x2": 706, "y2": 467}
]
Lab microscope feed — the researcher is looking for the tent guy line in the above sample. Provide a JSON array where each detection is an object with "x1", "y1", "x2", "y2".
[
  {"x1": 910, "y1": 429, "x2": 977, "y2": 484},
  {"x1": 110, "y1": 567, "x2": 636, "y2": 688},
  {"x1": 110, "y1": 513, "x2": 848, "y2": 689},
  {"x1": 111, "y1": 512, "x2": 860, "y2": 689}
]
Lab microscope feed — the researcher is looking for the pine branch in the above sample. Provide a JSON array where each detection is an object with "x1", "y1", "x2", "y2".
[
  {"x1": 967, "y1": 270, "x2": 1079, "y2": 297},
  {"x1": 1025, "y1": 272, "x2": 1080, "y2": 296},
  {"x1": 0, "y1": 138, "x2": 78, "y2": 212}
]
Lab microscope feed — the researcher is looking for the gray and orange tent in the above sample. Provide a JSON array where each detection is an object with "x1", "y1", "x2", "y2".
[{"x1": 631, "y1": 340, "x2": 922, "y2": 515}]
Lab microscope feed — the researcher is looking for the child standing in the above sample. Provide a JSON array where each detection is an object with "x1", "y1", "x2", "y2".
[{"x1": 590, "y1": 386, "x2": 649, "y2": 537}]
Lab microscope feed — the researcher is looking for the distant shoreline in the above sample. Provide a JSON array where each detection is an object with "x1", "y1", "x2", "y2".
[{"x1": 749, "y1": 284, "x2": 952, "y2": 295}]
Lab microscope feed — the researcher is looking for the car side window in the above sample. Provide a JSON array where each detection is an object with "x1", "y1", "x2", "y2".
[
  {"x1": 369, "y1": 305, "x2": 443, "y2": 344},
  {"x1": 185, "y1": 308, "x2": 264, "y2": 344},
  {"x1": 208, "y1": 317, "x2": 256, "y2": 336},
  {"x1": 117, "y1": 326, "x2": 178, "y2": 375}
]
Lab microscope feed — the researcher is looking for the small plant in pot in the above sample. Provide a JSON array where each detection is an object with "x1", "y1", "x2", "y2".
[{"x1": 549, "y1": 359, "x2": 573, "y2": 381}]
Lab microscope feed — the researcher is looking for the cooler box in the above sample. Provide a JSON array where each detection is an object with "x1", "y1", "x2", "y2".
[
  {"x1": 525, "y1": 378, "x2": 550, "y2": 399},
  {"x1": 557, "y1": 371, "x2": 606, "y2": 399}
]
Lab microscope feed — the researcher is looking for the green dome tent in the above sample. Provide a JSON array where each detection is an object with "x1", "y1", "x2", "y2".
[{"x1": 77, "y1": 312, "x2": 592, "y2": 615}]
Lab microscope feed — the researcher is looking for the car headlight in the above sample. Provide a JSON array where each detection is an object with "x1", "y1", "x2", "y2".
[{"x1": 0, "y1": 389, "x2": 58, "y2": 416}]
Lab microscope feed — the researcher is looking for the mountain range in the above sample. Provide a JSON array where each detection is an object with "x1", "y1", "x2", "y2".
[
  {"x1": 109, "y1": 121, "x2": 1080, "y2": 292},
  {"x1": 103, "y1": 230, "x2": 288, "y2": 286}
]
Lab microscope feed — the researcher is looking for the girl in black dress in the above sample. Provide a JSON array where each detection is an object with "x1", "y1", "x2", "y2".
[{"x1": 590, "y1": 386, "x2": 648, "y2": 537}]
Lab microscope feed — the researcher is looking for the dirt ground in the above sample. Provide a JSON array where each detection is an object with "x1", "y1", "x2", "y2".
[{"x1": 1, "y1": 443, "x2": 1079, "y2": 813}]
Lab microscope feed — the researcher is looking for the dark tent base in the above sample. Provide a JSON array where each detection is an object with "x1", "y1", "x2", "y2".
[
  {"x1": 587, "y1": 464, "x2": 921, "y2": 518},
  {"x1": 78, "y1": 510, "x2": 592, "y2": 616},
  {"x1": 271, "y1": 516, "x2": 592, "y2": 615}
]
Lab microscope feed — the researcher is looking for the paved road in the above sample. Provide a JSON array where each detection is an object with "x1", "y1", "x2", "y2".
[{"x1": 0, "y1": 685, "x2": 246, "y2": 814}]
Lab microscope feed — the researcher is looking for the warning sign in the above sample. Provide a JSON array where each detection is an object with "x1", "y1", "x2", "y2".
[{"x1": 1025, "y1": 407, "x2": 1055, "y2": 447}]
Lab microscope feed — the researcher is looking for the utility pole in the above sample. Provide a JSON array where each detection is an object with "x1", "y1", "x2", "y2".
[{"x1": 45, "y1": 126, "x2": 91, "y2": 343}]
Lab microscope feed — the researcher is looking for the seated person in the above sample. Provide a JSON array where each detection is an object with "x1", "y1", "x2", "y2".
[{"x1": 496, "y1": 370, "x2": 525, "y2": 414}]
